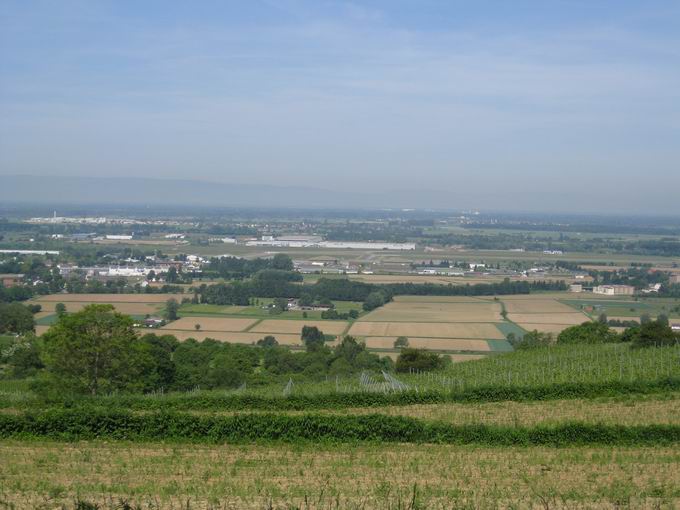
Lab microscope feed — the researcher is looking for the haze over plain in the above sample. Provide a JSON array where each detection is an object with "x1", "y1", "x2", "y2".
[{"x1": 1, "y1": 1, "x2": 679, "y2": 212}]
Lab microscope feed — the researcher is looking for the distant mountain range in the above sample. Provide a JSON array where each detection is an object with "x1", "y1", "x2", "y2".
[{"x1": 0, "y1": 174, "x2": 677, "y2": 214}]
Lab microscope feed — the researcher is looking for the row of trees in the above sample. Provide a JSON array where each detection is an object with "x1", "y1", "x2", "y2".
[
  {"x1": 204, "y1": 253, "x2": 294, "y2": 279},
  {"x1": 508, "y1": 318, "x2": 679, "y2": 350},
  {"x1": 198, "y1": 276, "x2": 567, "y2": 307}
]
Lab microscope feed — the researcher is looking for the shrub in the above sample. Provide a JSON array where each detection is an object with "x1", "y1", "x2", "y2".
[{"x1": 395, "y1": 348, "x2": 448, "y2": 373}]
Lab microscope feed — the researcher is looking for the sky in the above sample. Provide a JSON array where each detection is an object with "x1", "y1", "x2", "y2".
[{"x1": 1, "y1": 1, "x2": 679, "y2": 212}]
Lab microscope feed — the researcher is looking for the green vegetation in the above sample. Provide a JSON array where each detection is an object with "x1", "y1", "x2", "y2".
[
  {"x1": 1, "y1": 409, "x2": 678, "y2": 445},
  {"x1": 0, "y1": 302, "x2": 35, "y2": 334}
]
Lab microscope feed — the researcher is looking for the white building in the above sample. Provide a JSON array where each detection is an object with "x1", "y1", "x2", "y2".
[
  {"x1": 105, "y1": 235, "x2": 133, "y2": 241},
  {"x1": 593, "y1": 285, "x2": 635, "y2": 296},
  {"x1": 245, "y1": 237, "x2": 415, "y2": 250}
]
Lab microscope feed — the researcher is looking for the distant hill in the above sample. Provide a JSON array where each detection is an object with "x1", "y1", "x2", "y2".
[{"x1": 0, "y1": 175, "x2": 388, "y2": 209}]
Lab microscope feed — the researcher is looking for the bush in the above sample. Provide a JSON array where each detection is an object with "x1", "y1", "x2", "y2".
[
  {"x1": 509, "y1": 330, "x2": 553, "y2": 350},
  {"x1": 395, "y1": 348, "x2": 448, "y2": 373}
]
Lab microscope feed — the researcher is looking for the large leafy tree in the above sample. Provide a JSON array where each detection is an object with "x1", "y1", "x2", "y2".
[
  {"x1": 42, "y1": 304, "x2": 149, "y2": 395},
  {"x1": 0, "y1": 302, "x2": 35, "y2": 334},
  {"x1": 557, "y1": 321, "x2": 618, "y2": 345},
  {"x1": 632, "y1": 320, "x2": 677, "y2": 348}
]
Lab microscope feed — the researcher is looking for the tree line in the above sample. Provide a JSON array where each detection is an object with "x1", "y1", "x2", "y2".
[{"x1": 198, "y1": 276, "x2": 567, "y2": 306}]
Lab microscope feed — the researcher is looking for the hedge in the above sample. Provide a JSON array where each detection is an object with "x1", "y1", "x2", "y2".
[
  {"x1": 1, "y1": 409, "x2": 678, "y2": 446},
  {"x1": 74, "y1": 377, "x2": 680, "y2": 412}
]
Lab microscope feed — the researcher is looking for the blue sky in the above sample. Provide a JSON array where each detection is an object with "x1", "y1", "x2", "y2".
[{"x1": 1, "y1": 1, "x2": 679, "y2": 211}]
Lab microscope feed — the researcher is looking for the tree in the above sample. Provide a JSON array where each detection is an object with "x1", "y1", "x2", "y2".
[
  {"x1": 257, "y1": 335, "x2": 278, "y2": 348},
  {"x1": 166, "y1": 266, "x2": 179, "y2": 283},
  {"x1": 395, "y1": 348, "x2": 447, "y2": 373},
  {"x1": 55, "y1": 302, "x2": 67, "y2": 317},
  {"x1": 363, "y1": 291, "x2": 386, "y2": 311},
  {"x1": 632, "y1": 320, "x2": 677, "y2": 348},
  {"x1": 194, "y1": 323, "x2": 201, "y2": 331},
  {"x1": 510, "y1": 330, "x2": 554, "y2": 350},
  {"x1": 271, "y1": 253, "x2": 293, "y2": 271},
  {"x1": 165, "y1": 298, "x2": 179, "y2": 321},
  {"x1": 301, "y1": 325, "x2": 325, "y2": 351},
  {"x1": 0, "y1": 302, "x2": 35, "y2": 334},
  {"x1": 298, "y1": 293, "x2": 314, "y2": 307},
  {"x1": 597, "y1": 313, "x2": 608, "y2": 324},
  {"x1": 6, "y1": 334, "x2": 44, "y2": 377},
  {"x1": 557, "y1": 322, "x2": 618, "y2": 345},
  {"x1": 657, "y1": 314, "x2": 669, "y2": 327},
  {"x1": 394, "y1": 336, "x2": 409, "y2": 349},
  {"x1": 26, "y1": 304, "x2": 42, "y2": 314},
  {"x1": 42, "y1": 304, "x2": 149, "y2": 395},
  {"x1": 273, "y1": 298, "x2": 289, "y2": 313}
]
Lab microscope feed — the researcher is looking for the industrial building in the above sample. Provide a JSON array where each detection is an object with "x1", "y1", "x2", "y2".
[
  {"x1": 246, "y1": 236, "x2": 415, "y2": 250},
  {"x1": 593, "y1": 285, "x2": 635, "y2": 296}
]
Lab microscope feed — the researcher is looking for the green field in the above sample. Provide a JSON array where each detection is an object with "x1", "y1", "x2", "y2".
[{"x1": 562, "y1": 297, "x2": 680, "y2": 320}]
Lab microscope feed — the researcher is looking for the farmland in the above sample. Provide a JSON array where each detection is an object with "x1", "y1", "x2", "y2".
[
  {"x1": 1, "y1": 441, "x2": 678, "y2": 509},
  {"x1": 3, "y1": 210, "x2": 680, "y2": 509}
]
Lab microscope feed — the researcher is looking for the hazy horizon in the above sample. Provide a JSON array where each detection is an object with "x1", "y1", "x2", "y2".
[{"x1": 1, "y1": 1, "x2": 679, "y2": 213}]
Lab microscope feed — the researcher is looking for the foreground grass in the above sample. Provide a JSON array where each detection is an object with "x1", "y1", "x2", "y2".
[{"x1": 0, "y1": 441, "x2": 678, "y2": 509}]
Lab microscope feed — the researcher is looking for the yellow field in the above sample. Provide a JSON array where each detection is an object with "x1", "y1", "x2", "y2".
[
  {"x1": 508, "y1": 312, "x2": 588, "y2": 325},
  {"x1": 360, "y1": 301, "x2": 502, "y2": 322},
  {"x1": 609, "y1": 316, "x2": 641, "y2": 323},
  {"x1": 516, "y1": 323, "x2": 576, "y2": 335},
  {"x1": 143, "y1": 329, "x2": 303, "y2": 345},
  {"x1": 35, "y1": 300, "x2": 164, "y2": 315},
  {"x1": 31, "y1": 293, "x2": 183, "y2": 316},
  {"x1": 393, "y1": 295, "x2": 488, "y2": 303},
  {"x1": 349, "y1": 321, "x2": 503, "y2": 339},
  {"x1": 363, "y1": 337, "x2": 490, "y2": 351},
  {"x1": 160, "y1": 317, "x2": 256, "y2": 332},
  {"x1": 250, "y1": 319, "x2": 348, "y2": 335},
  {"x1": 34, "y1": 293, "x2": 184, "y2": 303},
  {"x1": 380, "y1": 351, "x2": 486, "y2": 362}
]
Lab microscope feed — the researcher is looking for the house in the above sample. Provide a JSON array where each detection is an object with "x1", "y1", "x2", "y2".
[
  {"x1": 569, "y1": 284, "x2": 583, "y2": 293},
  {"x1": 0, "y1": 274, "x2": 24, "y2": 287}
]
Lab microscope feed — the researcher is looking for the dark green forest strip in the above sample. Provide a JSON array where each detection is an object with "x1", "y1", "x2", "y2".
[
  {"x1": 0, "y1": 409, "x2": 678, "y2": 445},
  {"x1": 7, "y1": 378, "x2": 675, "y2": 412}
]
